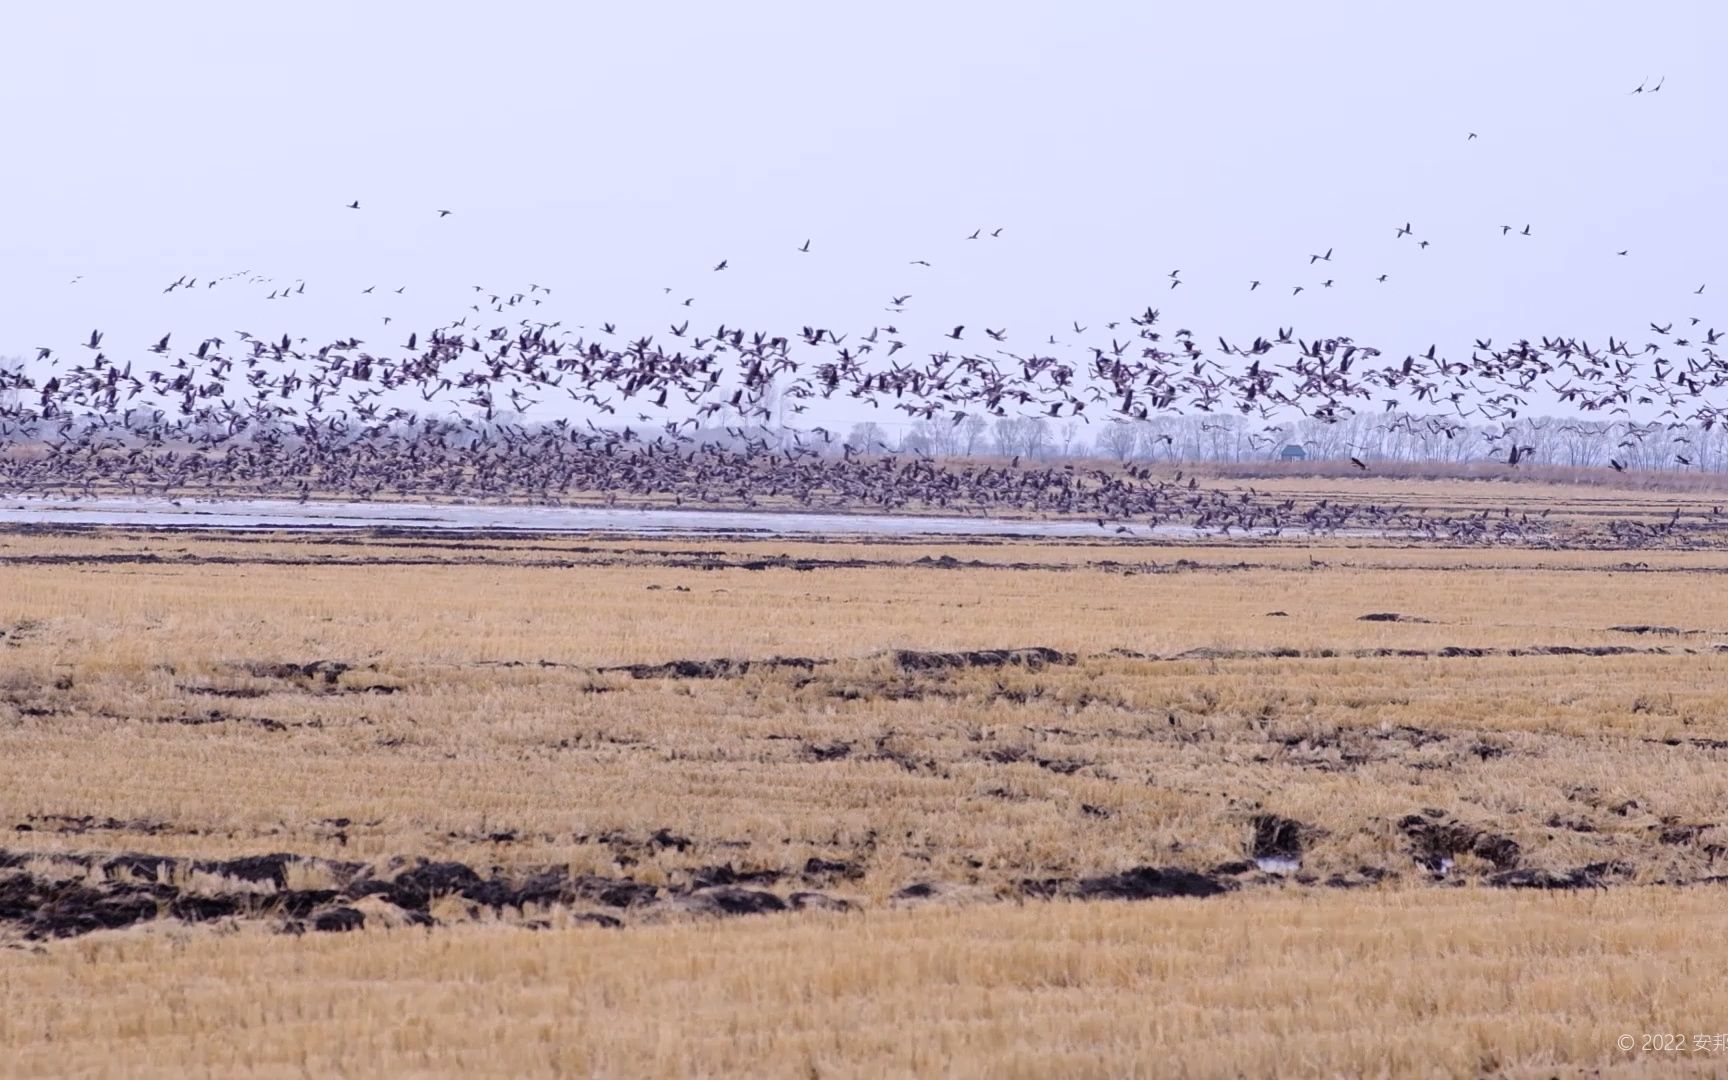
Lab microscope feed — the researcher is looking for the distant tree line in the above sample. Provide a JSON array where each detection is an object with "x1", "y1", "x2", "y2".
[{"x1": 832, "y1": 413, "x2": 1728, "y2": 473}]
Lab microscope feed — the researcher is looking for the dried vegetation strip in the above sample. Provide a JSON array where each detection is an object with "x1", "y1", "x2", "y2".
[{"x1": 6, "y1": 890, "x2": 1728, "y2": 1078}]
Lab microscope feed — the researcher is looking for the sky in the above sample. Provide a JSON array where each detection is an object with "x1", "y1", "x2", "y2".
[{"x1": 4, "y1": 0, "x2": 1725, "y2": 431}]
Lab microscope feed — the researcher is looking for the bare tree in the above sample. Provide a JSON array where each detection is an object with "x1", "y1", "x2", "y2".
[
  {"x1": 1095, "y1": 421, "x2": 1139, "y2": 462},
  {"x1": 846, "y1": 421, "x2": 886, "y2": 452},
  {"x1": 1139, "y1": 418, "x2": 1179, "y2": 462},
  {"x1": 910, "y1": 418, "x2": 959, "y2": 457},
  {"x1": 1022, "y1": 418, "x2": 1052, "y2": 460},
  {"x1": 959, "y1": 414, "x2": 988, "y2": 456},
  {"x1": 1059, "y1": 419, "x2": 1081, "y2": 457},
  {"x1": 897, "y1": 426, "x2": 929, "y2": 455}
]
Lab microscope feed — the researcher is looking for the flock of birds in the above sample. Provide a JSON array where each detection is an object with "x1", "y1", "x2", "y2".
[{"x1": 5, "y1": 86, "x2": 1724, "y2": 543}]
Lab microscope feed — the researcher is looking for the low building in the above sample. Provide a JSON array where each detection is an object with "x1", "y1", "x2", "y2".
[{"x1": 1278, "y1": 444, "x2": 1308, "y2": 461}]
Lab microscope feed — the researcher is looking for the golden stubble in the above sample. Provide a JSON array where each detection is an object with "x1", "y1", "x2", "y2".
[{"x1": 3, "y1": 517, "x2": 1728, "y2": 1076}]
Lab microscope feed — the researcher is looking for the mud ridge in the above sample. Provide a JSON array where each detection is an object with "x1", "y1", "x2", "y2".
[
  {"x1": 893, "y1": 647, "x2": 1075, "y2": 672},
  {"x1": 0, "y1": 848, "x2": 861, "y2": 941},
  {"x1": 599, "y1": 656, "x2": 831, "y2": 679}
]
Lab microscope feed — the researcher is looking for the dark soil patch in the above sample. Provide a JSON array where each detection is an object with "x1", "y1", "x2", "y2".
[
  {"x1": 1250, "y1": 815, "x2": 1311, "y2": 860},
  {"x1": 1399, "y1": 814, "x2": 1522, "y2": 872},
  {"x1": 865, "y1": 734, "x2": 944, "y2": 776},
  {"x1": 1074, "y1": 866, "x2": 1234, "y2": 900},
  {"x1": 1488, "y1": 862, "x2": 1633, "y2": 890},
  {"x1": 104, "y1": 853, "x2": 178, "y2": 881},
  {"x1": 0, "y1": 848, "x2": 367, "y2": 941},
  {"x1": 200, "y1": 853, "x2": 303, "y2": 887},
  {"x1": 980, "y1": 745, "x2": 1094, "y2": 775},
  {"x1": 141, "y1": 709, "x2": 288, "y2": 732},
  {"x1": 1323, "y1": 866, "x2": 1392, "y2": 889},
  {"x1": 312, "y1": 906, "x2": 365, "y2": 932},
  {"x1": 802, "y1": 858, "x2": 864, "y2": 883},
  {"x1": 1644, "y1": 735, "x2": 1728, "y2": 751},
  {"x1": 1358, "y1": 613, "x2": 1432, "y2": 623},
  {"x1": 243, "y1": 660, "x2": 352, "y2": 685},
  {"x1": 679, "y1": 886, "x2": 787, "y2": 917},
  {"x1": 683, "y1": 864, "x2": 784, "y2": 890},
  {"x1": 802, "y1": 740, "x2": 854, "y2": 762},
  {"x1": 1160, "y1": 644, "x2": 1669, "y2": 663},
  {"x1": 893, "y1": 647, "x2": 1075, "y2": 673},
  {"x1": 17, "y1": 814, "x2": 184, "y2": 838},
  {"x1": 600, "y1": 655, "x2": 829, "y2": 679},
  {"x1": 788, "y1": 891, "x2": 854, "y2": 912},
  {"x1": 178, "y1": 685, "x2": 274, "y2": 699},
  {"x1": 383, "y1": 861, "x2": 483, "y2": 909}
]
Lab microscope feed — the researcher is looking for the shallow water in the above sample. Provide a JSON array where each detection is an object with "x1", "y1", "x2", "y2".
[{"x1": 0, "y1": 495, "x2": 1357, "y2": 538}]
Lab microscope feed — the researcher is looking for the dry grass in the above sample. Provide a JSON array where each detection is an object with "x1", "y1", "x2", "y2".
[
  {"x1": 7, "y1": 892, "x2": 1728, "y2": 1078},
  {"x1": 4, "y1": 504, "x2": 1728, "y2": 1075}
]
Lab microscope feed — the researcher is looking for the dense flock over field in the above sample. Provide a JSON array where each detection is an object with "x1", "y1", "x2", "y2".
[{"x1": 11, "y1": 6, "x2": 1728, "y2": 1073}]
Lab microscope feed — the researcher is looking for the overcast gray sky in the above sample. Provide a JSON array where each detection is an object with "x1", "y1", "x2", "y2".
[{"x1": 5, "y1": 0, "x2": 1724, "y2": 427}]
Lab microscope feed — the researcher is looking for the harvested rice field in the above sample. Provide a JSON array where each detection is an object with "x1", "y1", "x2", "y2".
[{"x1": 5, "y1": 512, "x2": 1728, "y2": 1076}]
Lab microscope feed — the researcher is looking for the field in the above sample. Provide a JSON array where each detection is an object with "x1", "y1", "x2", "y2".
[{"x1": 5, "y1": 485, "x2": 1728, "y2": 1076}]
